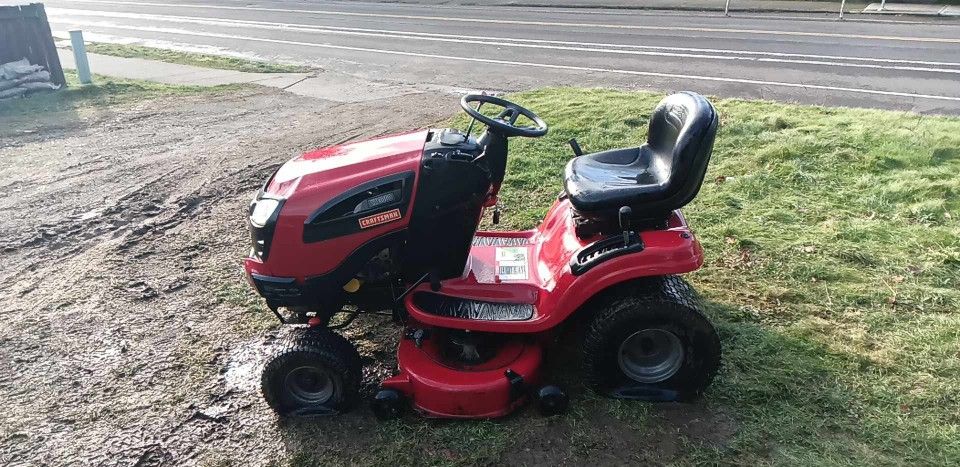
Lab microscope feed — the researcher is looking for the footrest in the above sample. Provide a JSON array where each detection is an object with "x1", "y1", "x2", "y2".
[{"x1": 412, "y1": 292, "x2": 534, "y2": 321}]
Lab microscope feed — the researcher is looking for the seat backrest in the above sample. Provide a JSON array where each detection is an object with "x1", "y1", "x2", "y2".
[{"x1": 645, "y1": 92, "x2": 718, "y2": 203}]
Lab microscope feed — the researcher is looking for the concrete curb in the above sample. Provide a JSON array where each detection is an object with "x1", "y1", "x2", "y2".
[
  {"x1": 368, "y1": 0, "x2": 865, "y2": 15},
  {"x1": 367, "y1": 0, "x2": 960, "y2": 18},
  {"x1": 482, "y1": 3, "x2": 847, "y2": 13}
]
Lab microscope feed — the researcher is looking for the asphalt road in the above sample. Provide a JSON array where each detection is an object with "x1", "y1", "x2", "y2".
[{"x1": 38, "y1": 0, "x2": 960, "y2": 114}]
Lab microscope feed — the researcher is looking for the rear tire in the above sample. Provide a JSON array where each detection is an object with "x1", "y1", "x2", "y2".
[
  {"x1": 261, "y1": 327, "x2": 362, "y2": 416},
  {"x1": 582, "y1": 276, "x2": 720, "y2": 401}
]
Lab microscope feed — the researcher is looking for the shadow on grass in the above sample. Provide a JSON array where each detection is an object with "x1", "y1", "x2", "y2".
[
  {"x1": 263, "y1": 297, "x2": 901, "y2": 466},
  {"x1": 0, "y1": 70, "x2": 245, "y2": 134},
  {"x1": 701, "y1": 301, "x2": 861, "y2": 464}
]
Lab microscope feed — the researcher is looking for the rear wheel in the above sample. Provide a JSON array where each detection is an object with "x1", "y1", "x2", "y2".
[
  {"x1": 261, "y1": 327, "x2": 362, "y2": 416},
  {"x1": 582, "y1": 276, "x2": 720, "y2": 401}
]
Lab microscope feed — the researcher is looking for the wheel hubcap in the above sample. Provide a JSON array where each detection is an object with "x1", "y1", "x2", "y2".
[
  {"x1": 285, "y1": 365, "x2": 335, "y2": 405},
  {"x1": 618, "y1": 329, "x2": 684, "y2": 383}
]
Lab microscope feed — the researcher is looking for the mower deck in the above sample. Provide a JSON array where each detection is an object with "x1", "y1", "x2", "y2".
[{"x1": 380, "y1": 325, "x2": 543, "y2": 418}]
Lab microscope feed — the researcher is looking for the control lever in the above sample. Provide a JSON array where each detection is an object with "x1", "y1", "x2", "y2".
[
  {"x1": 618, "y1": 206, "x2": 632, "y2": 246},
  {"x1": 568, "y1": 138, "x2": 584, "y2": 157}
]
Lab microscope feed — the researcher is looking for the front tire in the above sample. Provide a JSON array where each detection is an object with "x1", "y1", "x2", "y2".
[
  {"x1": 582, "y1": 276, "x2": 720, "y2": 401},
  {"x1": 261, "y1": 327, "x2": 362, "y2": 416}
]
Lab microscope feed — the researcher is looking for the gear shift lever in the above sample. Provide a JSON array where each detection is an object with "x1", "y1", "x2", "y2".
[{"x1": 618, "y1": 206, "x2": 632, "y2": 246}]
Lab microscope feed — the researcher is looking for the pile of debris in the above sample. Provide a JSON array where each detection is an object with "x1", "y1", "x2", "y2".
[{"x1": 0, "y1": 58, "x2": 60, "y2": 102}]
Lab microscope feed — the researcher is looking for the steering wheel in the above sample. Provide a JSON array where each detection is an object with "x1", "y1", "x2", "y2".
[{"x1": 460, "y1": 94, "x2": 548, "y2": 138}]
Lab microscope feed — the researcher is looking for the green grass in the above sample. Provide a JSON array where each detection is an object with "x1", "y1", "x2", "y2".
[
  {"x1": 441, "y1": 88, "x2": 960, "y2": 465},
  {"x1": 0, "y1": 70, "x2": 245, "y2": 118},
  {"x1": 84, "y1": 42, "x2": 311, "y2": 73}
]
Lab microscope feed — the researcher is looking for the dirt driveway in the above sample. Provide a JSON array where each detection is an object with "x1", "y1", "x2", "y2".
[
  {"x1": 0, "y1": 88, "x2": 446, "y2": 466},
  {"x1": 0, "y1": 88, "x2": 731, "y2": 466}
]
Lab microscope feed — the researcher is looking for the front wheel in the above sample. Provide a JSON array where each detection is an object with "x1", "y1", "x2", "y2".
[
  {"x1": 261, "y1": 327, "x2": 362, "y2": 416},
  {"x1": 582, "y1": 276, "x2": 720, "y2": 401}
]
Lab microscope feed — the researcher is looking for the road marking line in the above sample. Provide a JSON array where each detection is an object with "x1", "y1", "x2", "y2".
[
  {"x1": 58, "y1": 0, "x2": 960, "y2": 44},
  {"x1": 47, "y1": 21, "x2": 960, "y2": 103},
  {"x1": 49, "y1": 0, "x2": 935, "y2": 26},
  {"x1": 49, "y1": 10, "x2": 960, "y2": 74}
]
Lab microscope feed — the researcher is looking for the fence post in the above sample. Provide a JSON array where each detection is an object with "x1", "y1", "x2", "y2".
[
  {"x1": 69, "y1": 30, "x2": 92, "y2": 84},
  {"x1": 839, "y1": 0, "x2": 846, "y2": 20},
  {"x1": 724, "y1": 0, "x2": 731, "y2": 16}
]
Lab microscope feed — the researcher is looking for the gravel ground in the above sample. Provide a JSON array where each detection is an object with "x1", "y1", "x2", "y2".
[{"x1": 0, "y1": 88, "x2": 455, "y2": 466}]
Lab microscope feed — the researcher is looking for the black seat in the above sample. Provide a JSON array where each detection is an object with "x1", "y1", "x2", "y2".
[{"x1": 564, "y1": 92, "x2": 718, "y2": 221}]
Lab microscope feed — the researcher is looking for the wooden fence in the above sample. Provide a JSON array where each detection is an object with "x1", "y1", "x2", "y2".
[{"x1": 0, "y1": 3, "x2": 66, "y2": 87}]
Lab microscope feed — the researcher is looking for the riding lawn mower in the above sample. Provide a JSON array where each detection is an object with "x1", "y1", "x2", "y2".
[{"x1": 243, "y1": 92, "x2": 722, "y2": 419}]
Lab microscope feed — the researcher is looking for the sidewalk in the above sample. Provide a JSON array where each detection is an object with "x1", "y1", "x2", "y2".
[
  {"x1": 863, "y1": 2, "x2": 960, "y2": 16},
  {"x1": 374, "y1": 0, "x2": 859, "y2": 13},
  {"x1": 56, "y1": 49, "x2": 421, "y2": 103}
]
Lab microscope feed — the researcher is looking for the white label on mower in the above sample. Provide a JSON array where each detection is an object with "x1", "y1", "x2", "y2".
[{"x1": 495, "y1": 247, "x2": 529, "y2": 281}]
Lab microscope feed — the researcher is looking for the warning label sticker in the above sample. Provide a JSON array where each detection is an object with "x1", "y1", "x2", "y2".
[{"x1": 495, "y1": 247, "x2": 529, "y2": 281}]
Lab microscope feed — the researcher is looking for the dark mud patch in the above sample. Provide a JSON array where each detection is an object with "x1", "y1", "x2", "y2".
[
  {"x1": 649, "y1": 402, "x2": 738, "y2": 451},
  {"x1": 499, "y1": 393, "x2": 736, "y2": 465}
]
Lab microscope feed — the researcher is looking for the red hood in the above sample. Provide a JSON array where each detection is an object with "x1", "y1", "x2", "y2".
[
  {"x1": 250, "y1": 129, "x2": 428, "y2": 277},
  {"x1": 266, "y1": 130, "x2": 430, "y2": 198}
]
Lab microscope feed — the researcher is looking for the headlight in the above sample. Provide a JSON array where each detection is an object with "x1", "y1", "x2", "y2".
[{"x1": 250, "y1": 198, "x2": 281, "y2": 227}]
